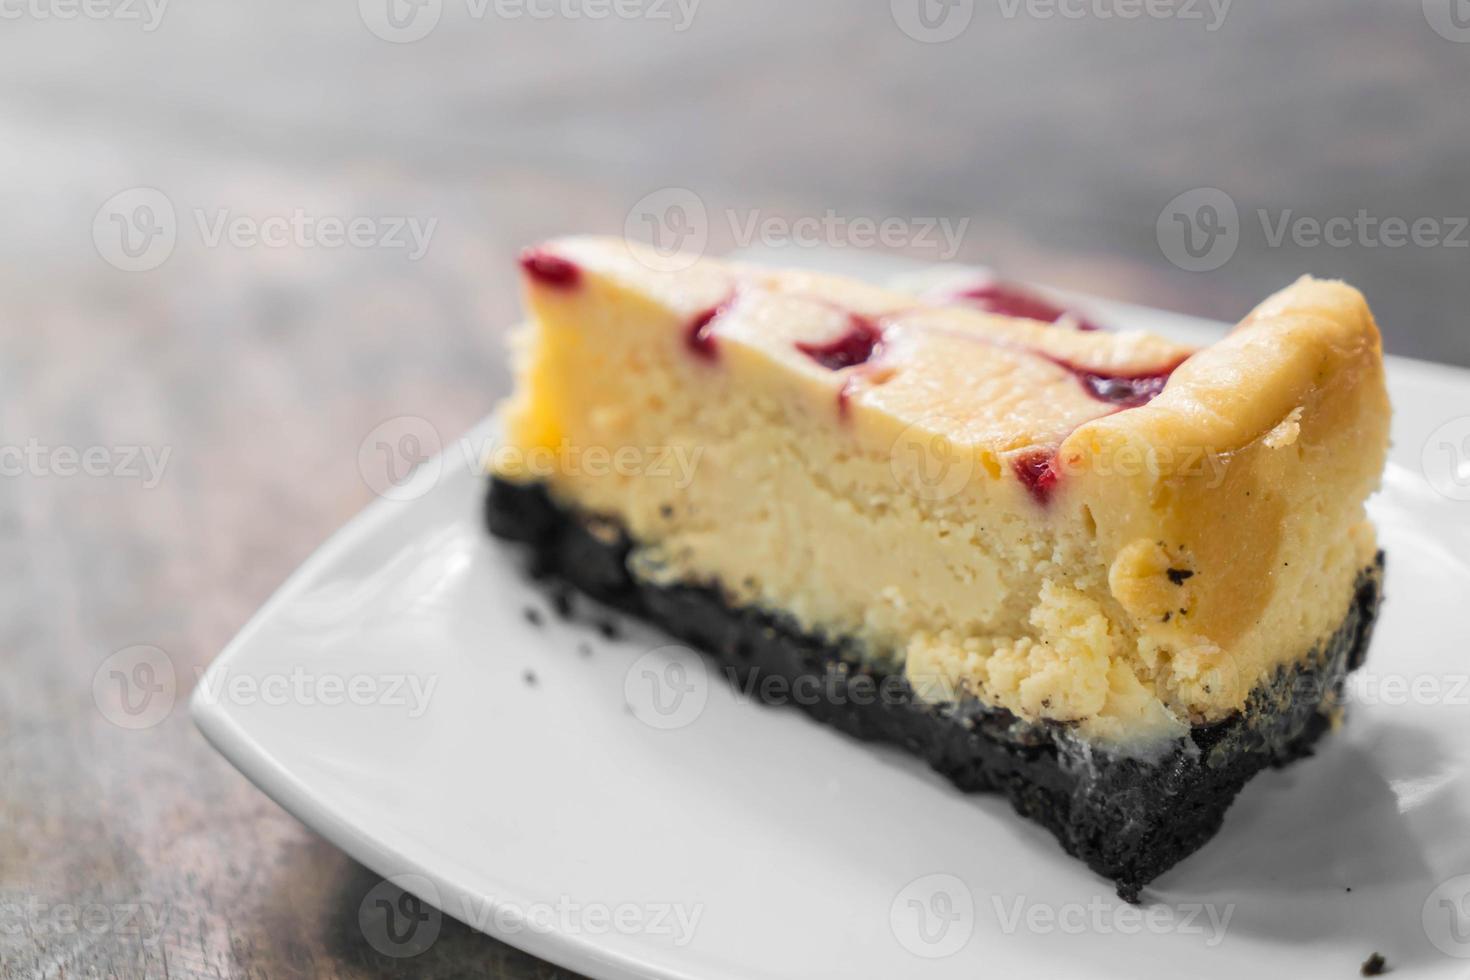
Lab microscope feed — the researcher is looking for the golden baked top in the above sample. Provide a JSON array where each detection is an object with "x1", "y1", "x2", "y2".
[{"x1": 499, "y1": 237, "x2": 1391, "y2": 746}]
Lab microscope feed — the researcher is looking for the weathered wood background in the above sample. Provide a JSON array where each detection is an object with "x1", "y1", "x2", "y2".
[{"x1": 3, "y1": 1, "x2": 1468, "y2": 976}]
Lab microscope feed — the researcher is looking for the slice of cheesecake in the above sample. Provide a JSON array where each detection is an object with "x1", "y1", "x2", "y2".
[{"x1": 487, "y1": 237, "x2": 1390, "y2": 899}]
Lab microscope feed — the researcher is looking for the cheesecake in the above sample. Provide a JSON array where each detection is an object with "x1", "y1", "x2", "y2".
[{"x1": 486, "y1": 237, "x2": 1390, "y2": 899}]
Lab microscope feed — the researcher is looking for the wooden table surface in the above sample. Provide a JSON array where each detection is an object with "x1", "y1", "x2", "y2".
[{"x1": 3, "y1": 2, "x2": 1468, "y2": 976}]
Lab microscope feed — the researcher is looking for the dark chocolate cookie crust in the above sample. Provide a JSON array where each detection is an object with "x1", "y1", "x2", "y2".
[{"x1": 487, "y1": 477, "x2": 1385, "y2": 901}]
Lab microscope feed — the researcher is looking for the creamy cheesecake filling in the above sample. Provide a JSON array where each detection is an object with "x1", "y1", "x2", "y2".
[{"x1": 494, "y1": 238, "x2": 1390, "y2": 749}]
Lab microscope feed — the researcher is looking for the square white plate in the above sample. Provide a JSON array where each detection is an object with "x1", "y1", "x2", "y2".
[{"x1": 194, "y1": 255, "x2": 1470, "y2": 980}]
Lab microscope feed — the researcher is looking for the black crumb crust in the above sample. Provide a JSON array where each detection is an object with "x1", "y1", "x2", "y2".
[{"x1": 487, "y1": 478, "x2": 1385, "y2": 901}]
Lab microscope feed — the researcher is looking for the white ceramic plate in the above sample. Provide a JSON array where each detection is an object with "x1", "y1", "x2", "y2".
[{"x1": 194, "y1": 255, "x2": 1470, "y2": 979}]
